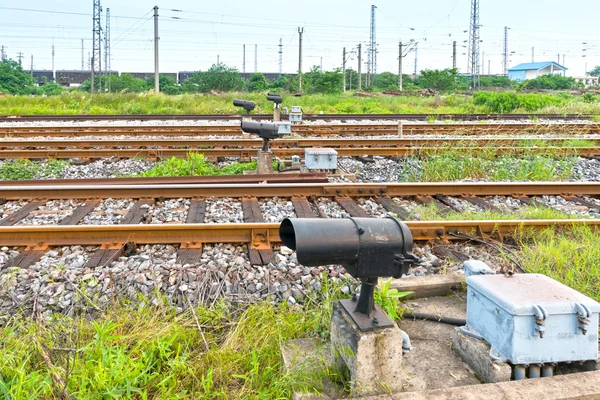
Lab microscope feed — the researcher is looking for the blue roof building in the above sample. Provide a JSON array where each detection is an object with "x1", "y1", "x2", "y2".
[{"x1": 508, "y1": 62, "x2": 567, "y2": 81}]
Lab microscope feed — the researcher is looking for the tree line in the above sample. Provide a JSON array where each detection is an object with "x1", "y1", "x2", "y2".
[{"x1": 1, "y1": 58, "x2": 599, "y2": 96}]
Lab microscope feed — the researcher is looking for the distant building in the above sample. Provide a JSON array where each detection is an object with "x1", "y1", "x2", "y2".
[
  {"x1": 508, "y1": 62, "x2": 567, "y2": 81},
  {"x1": 573, "y1": 76, "x2": 599, "y2": 88}
]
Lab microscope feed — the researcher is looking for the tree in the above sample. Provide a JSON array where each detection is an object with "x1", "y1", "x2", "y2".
[
  {"x1": 587, "y1": 66, "x2": 600, "y2": 78},
  {"x1": 417, "y1": 68, "x2": 458, "y2": 91},
  {"x1": 0, "y1": 59, "x2": 35, "y2": 95},
  {"x1": 187, "y1": 63, "x2": 245, "y2": 93},
  {"x1": 247, "y1": 73, "x2": 268, "y2": 92},
  {"x1": 145, "y1": 74, "x2": 182, "y2": 94},
  {"x1": 304, "y1": 66, "x2": 343, "y2": 94},
  {"x1": 371, "y1": 72, "x2": 398, "y2": 90},
  {"x1": 479, "y1": 75, "x2": 514, "y2": 89},
  {"x1": 519, "y1": 74, "x2": 577, "y2": 90},
  {"x1": 269, "y1": 74, "x2": 299, "y2": 92}
]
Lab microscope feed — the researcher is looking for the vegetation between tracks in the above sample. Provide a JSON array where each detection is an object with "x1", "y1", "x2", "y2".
[
  {"x1": 1, "y1": 90, "x2": 599, "y2": 116},
  {"x1": 139, "y1": 153, "x2": 268, "y2": 177},
  {"x1": 0, "y1": 159, "x2": 69, "y2": 181}
]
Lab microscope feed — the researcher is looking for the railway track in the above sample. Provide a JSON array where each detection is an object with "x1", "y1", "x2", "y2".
[
  {"x1": 1, "y1": 180, "x2": 600, "y2": 267},
  {"x1": 1, "y1": 123, "x2": 598, "y2": 137},
  {"x1": 0, "y1": 113, "x2": 596, "y2": 123},
  {"x1": 0, "y1": 146, "x2": 597, "y2": 160}
]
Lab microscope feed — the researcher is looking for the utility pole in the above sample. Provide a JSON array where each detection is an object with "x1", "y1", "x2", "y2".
[
  {"x1": 502, "y1": 26, "x2": 508, "y2": 76},
  {"x1": 468, "y1": 0, "x2": 481, "y2": 88},
  {"x1": 81, "y1": 40, "x2": 84, "y2": 70},
  {"x1": 398, "y1": 41, "x2": 403, "y2": 90},
  {"x1": 91, "y1": 0, "x2": 102, "y2": 93},
  {"x1": 562, "y1": 54, "x2": 565, "y2": 67},
  {"x1": 320, "y1": 57, "x2": 323, "y2": 70},
  {"x1": 357, "y1": 43, "x2": 362, "y2": 90},
  {"x1": 0, "y1": 46, "x2": 4, "y2": 60},
  {"x1": 452, "y1": 41, "x2": 457, "y2": 69},
  {"x1": 298, "y1": 27, "x2": 304, "y2": 92},
  {"x1": 105, "y1": 8, "x2": 111, "y2": 91},
  {"x1": 531, "y1": 47, "x2": 534, "y2": 63},
  {"x1": 278, "y1": 38, "x2": 283, "y2": 77},
  {"x1": 243, "y1": 44, "x2": 246, "y2": 74},
  {"x1": 30, "y1": 54, "x2": 33, "y2": 76},
  {"x1": 17, "y1": 52, "x2": 23, "y2": 67},
  {"x1": 343, "y1": 47, "x2": 347, "y2": 92},
  {"x1": 254, "y1": 44, "x2": 257, "y2": 73},
  {"x1": 153, "y1": 6, "x2": 159, "y2": 93},
  {"x1": 414, "y1": 42, "x2": 418, "y2": 76},
  {"x1": 488, "y1": 59, "x2": 491, "y2": 75},
  {"x1": 52, "y1": 41, "x2": 55, "y2": 81},
  {"x1": 368, "y1": 5, "x2": 377, "y2": 86},
  {"x1": 482, "y1": 51, "x2": 485, "y2": 75}
]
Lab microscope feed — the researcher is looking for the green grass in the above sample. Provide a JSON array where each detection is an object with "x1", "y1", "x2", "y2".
[
  {"x1": 0, "y1": 159, "x2": 69, "y2": 180},
  {"x1": 399, "y1": 150, "x2": 577, "y2": 182},
  {"x1": 0, "y1": 91, "x2": 597, "y2": 116},
  {"x1": 517, "y1": 138, "x2": 596, "y2": 148},
  {"x1": 0, "y1": 278, "x2": 353, "y2": 399},
  {"x1": 515, "y1": 225, "x2": 600, "y2": 302},
  {"x1": 140, "y1": 153, "x2": 260, "y2": 177},
  {"x1": 410, "y1": 203, "x2": 575, "y2": 221}
]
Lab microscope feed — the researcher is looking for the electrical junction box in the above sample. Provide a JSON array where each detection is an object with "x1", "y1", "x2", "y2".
[
  {"x1": 275, "y1": 122, "x2": 291, "y2": 135},
  {"x1": 289, "y1": 106, "x2": 303, "y2": 123},
  {"x1": 304, "y1": 148, "x2": 338, "y2": 170},
  {"x1": 463, "y1": 273, "x2": 600, "y2": 365}
]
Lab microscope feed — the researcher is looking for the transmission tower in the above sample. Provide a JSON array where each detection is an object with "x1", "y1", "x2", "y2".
[
  {"x1": 104, "y1": 8, "x2": 111, "y2": 77},
  {"x1": 467, "y1": 0, "x2": 481, "y2": 88},
  {"x1": 370, "y1": 5, "x2": 377, "y2": 75},
  {"x1": 502, "y1": 26, "x2": 509, "y2": 76},
  {"x1": 91, "y1": 0, "x2": 102, "y2": 93}
]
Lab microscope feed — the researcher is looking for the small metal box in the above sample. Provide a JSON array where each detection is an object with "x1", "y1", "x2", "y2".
[
  {"x1": 275, "y1": 122, "x2": 291, "y2": 135},
  {"x1": 304, "y1": 148, "x2": 338, "y2": 170},
  {"x1": 289, "y1": 106, "x2": 303, "y2": 123},
  {"x1": 465, "y1": 274, "x2": 600, "y2": 365}
]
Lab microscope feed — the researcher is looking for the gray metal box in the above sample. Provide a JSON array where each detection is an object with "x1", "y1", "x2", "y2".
[
  {"x1": 465, "y1": 274, "x2": 600, "y2": 365},
  {"x1": 289, "y1": 106, "x2": 303, "y2": 123},
  {"x1": 275, "y1": 122, "x2": 291, "y2": 135},
  {"x1": 304, "y1": 148, "x2": 338, "y2": 170}
]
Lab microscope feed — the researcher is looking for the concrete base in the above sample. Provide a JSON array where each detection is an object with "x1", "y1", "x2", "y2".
[
  {"x1": 452, "y1": 329, "x2": 512, "y2": 383},
  {"x1": 257, "y1": 150, "x2": 274, "y2": 175},
  {"x1": 330, "y1": 302, "x2": 405, "y2": 397}
]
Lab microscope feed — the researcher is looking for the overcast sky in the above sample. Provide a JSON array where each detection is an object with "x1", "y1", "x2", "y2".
[{"x1": 1, "y1": 0, "x2": 599, "y2": 77}]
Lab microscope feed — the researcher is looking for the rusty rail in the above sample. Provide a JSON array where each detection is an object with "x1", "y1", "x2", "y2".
[
  {"x1": 0, "y1": 137, "x2": 598, "y2": 149},
  {"x1": 0, "y1": 220, "x2": 597, "y2": 246},
  {"x1": 0, "y1": 146, "x2": 597, "y2": 160},
  {"x1": 2, "y1": 182, "x2": 600, "y2": 201},
  {"x1": 1, "y1": 123, "x2": 598, "y2": 137}
]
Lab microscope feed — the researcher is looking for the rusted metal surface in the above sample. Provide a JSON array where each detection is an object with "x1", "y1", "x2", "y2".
[
  {"x1": 0, "y1": 220, "x2": 598, "y2": 247},
  {"x1": 0, "y1": 173, "x2": 328, "y2": 187},
  {"x1": 0, "y1": 146, "x2": 597, "y2": 160},
  {"x1": 3, "y1": 182, "x2": 600, "y2": 201},
  {"x1": 1, "y1": 123, "x2": 598, "y2": 137}
]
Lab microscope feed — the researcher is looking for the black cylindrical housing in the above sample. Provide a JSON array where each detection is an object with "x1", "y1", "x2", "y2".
[
  {"x1": 233, "y1": 99, "x2": 256, "y2": 111},
  {"x1": 266, "y1": 94, "x2": 283, "y2": 104},
  {"x1": 241, "y1": 121, "x2": 278, "y2": 137},
  {"x1": 279, "y1": 217, "x2": 416, "y2": 279}
]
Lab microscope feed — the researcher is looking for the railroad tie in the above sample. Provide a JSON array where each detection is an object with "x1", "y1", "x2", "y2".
[
  {"x1": 561, "y1": 195, "x2": 600, "y2": 211},
  {"x1": 375, "y1": 197, "x2": 413, "y2": 220},
  {"x1": 335, "y1": 197, "x2": 370, "y2": 218},
  {"x1": 85, "y1": 246, "x2": 125, "y2": 269},
  {"x1": 120, "y1": 199, "x2": 155, "y2": 225},
  {"x1": 7, "y1": 244, "x2": 48, "y2": 269},
  {"x1": 58, "y1": 201, "x2": 100, "y2": 225},
  {"x1": 460, "y1": 196, "x2": 502, "y2": 212},
  {"x1": 0, "y1": 201, "x2": 45, "y2": 226},
  {"x1": 177, "y1": 199, "x2": 207, "y2": 265},
  {"x1": 242, "y1": 197, "x2": 275, "y2": 265},
  {"x1": 291, "y1": 196, "x2": 318, "y2": 218},
  {"x1": 414, "y1": 195, "x2": 453, "y2": 215}
]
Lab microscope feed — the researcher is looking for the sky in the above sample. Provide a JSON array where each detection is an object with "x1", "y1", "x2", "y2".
[{"x1": 1, "y1": 0, "x2": 599, "y2": 77}]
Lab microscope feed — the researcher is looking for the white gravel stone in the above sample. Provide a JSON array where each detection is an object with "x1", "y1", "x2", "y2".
[
  {"x1": 0, "y1": 201, "x2": 28, "y2": 220},
  {"x1": 317, "y1": 197, "x2": 349, "y2": 218},
  {"x1": 205, "y1": 198, "x2": 243, "y2": 223},
  {"x1": 59, "y1": 159, "x2": 154, "y2": 179},
  {"x1": 149, "y1": 198, "x2": 189, "y2": 224},
  {"x1": 81, "y1": 198, "x2": 135, "y2": 225},
  {"x1": 356, "y1": 198, "x2": 392, "y2": 218},
  {"x1": 16, "y1": 199, "x2": 84, "y2": 226},
  {"x1": 259, "y1": 197, "x2": 296, "y2": 223}
]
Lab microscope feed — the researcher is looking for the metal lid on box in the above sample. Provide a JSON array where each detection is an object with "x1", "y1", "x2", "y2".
[
  {"x1": 304, "y1": 148, "x2": 338, "y2": 155},
  {"x1": 466, "y1": 274, "x2": 600, "y2": 316}
]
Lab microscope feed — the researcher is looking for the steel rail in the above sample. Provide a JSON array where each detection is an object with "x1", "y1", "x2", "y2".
[
  {"x1": 0, "y1": 137, "x2": 597, "y2": 149},
  {"x1": 0, "y1": 113, "x2": 595, "y2": 122},
  {"x1": 0, "y1": 219, "x2": 597, "y2": 246},
  {"x1": 0, "y1": 173, "x2": 328, "y2": 187},
  {"x1": 2, "y1": 182, "x2": 600, "y2": 201},
  {"x1": 0, "y1": 146, "x2": 597, "y2": 160},
  {"x1": 1, "y1": 123, "x2": 598, "y2": 137}
]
